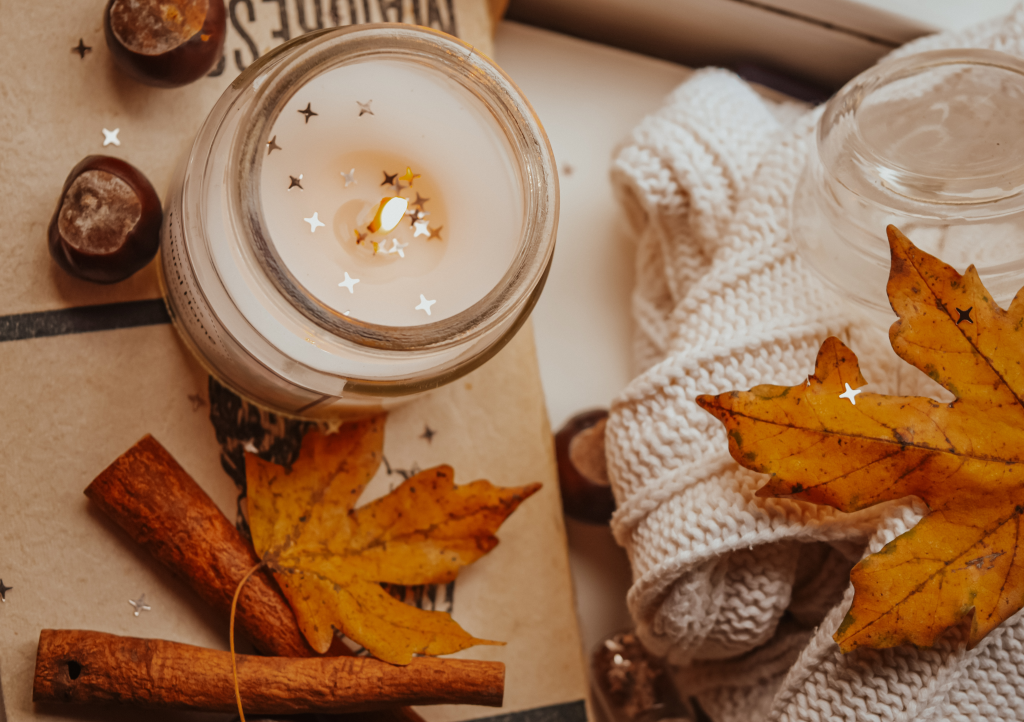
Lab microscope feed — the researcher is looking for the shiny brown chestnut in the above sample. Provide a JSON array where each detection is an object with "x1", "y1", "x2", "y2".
[
  {"x1": 555, "y1": 409, "x2": 616, "y2": 524},
  {"x1": 104, "y1": 0, "x2": 226, "y2": 88},
  {"x1": 48, "y1": 156, "x2": 162, "y2": 284}
]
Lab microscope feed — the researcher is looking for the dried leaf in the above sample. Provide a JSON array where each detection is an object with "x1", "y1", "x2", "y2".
[
  {"x1": 696, "y1": 225, "x2": 1024, "y2": 653},
  {"x1": 245, "y1": 416, "x2": 541, "y2": 664}
]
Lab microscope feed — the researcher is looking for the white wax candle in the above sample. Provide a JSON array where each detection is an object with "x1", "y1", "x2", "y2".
[{"x1": 260, "y1": 59, "x2": 524, "y2": 327}]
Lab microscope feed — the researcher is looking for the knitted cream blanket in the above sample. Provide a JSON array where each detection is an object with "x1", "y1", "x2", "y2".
[{"x1": 606, "y1": 8, "x2": 1024, "y2": 722}]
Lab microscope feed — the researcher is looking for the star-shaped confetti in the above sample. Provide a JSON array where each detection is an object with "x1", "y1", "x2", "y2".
[
  {"x1": 381, "y1": 171, "x2": 398, "y2": 187},
  {"x1": 267, "y1": 136, "x2": 282, "y2": 155},
  {"x1": 353, "y1": 228, "x2": 368, "y2": 244},
  {"x1": 0, "y1": 579, "x2": 11, "y2": 602},
  {"x1": 73, "y1": 39, "x2": 92, "y2": 59},
  {"x1": 415, "y1": 294, "x2": 436, "y2": 316},
  {"x1": 129, "y1": 594, "x2": 151, "y2": 616},
  {"x1": 187, "y1": 393, "x2": 206, "y2": 411},
  {"x1": 427, "y1": 225, "x2": 443, "y2": 241},
  {"x1": 304, "y1": 212, "x2": 325, "y2": 232},
  {"x1": 421, "y1": 425, "x2": 436, "y2": 443},
  {"x1": 385, "y1": 238, "x2": 408, "y2": 257},
  {"x1": 298, "y1": 102, "x2": 318, "y2": 123},
  {"x1": 412, "y1": 192, "x2": 429, "y2": 210},
  {"x1": 839, "y1": 382, "x2": 862, "y2": 405},
  {"x1": 338, "y1": 272, "x2": 359, "y2": 293},
  {"x1": 413, "y1": 219, "x2": 430, "y2": 238},
  {"x1": 288, "y1": 174, "x2": 304, "y2": 190},
  {"x1": 341, "y1": 168, "x2": 356, "y2": 187},
  {"x1": 399, "y1": 167, "x2": 421, "y2": 185},
  {"x1": 956, "y1": 306, "x2": 974, "y2": 325},
  {"x1": 357, "y1": 100, "x2": 374, "y2": 116},
  {"x1": 102, "y1": 128, "x2": 120, "y2": 147}
]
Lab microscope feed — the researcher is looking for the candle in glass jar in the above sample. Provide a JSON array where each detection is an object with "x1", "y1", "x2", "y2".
[{"x1": 260, "y1": 60, "x2": 523, "y2": 327}]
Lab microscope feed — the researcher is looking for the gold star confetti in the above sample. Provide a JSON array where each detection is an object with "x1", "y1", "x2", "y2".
[{"x1": 399, "y1": 167, "x2": 421, "y2": 185}]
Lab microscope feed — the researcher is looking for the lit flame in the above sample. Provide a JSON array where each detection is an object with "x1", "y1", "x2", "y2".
[{"x1": 367, "y1": 196, "x2": 408, "y2": 233}]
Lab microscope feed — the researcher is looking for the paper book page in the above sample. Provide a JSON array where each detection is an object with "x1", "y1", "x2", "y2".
[{"x1": 0, "y1": 1, "x2": 587, "y2": 720}]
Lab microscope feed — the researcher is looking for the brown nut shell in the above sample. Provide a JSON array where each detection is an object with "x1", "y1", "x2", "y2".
[
  {"x1": 105, "y1": 0, "x2": 226, "y2": 88},
  {"x1": 555, "y1": 409, "x2": 616, "y2": 524},
  {"x1": 48, "y1": 156, "x2": 162, "y2": 284}
]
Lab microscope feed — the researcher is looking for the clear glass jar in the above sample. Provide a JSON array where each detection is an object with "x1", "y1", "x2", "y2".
[
  {"x1": 160, "y1": 24, "x2": 557, "y2": 418},
  {"x1": 793, "y1": 49, "x2": 1024, "y2": 319}
]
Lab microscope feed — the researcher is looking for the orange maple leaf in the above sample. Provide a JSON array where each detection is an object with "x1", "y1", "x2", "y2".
[
  {"x1": 245, "y1": 415, "x2": 541, "y2": 665},
  {"x1": 696, "y1": 225, "x2": 1024, "y2": 653}
]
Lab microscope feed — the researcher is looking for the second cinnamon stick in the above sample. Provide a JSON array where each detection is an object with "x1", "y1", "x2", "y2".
[{"x1": 34, "y1": 629, "x2": 504, "y2": 713}]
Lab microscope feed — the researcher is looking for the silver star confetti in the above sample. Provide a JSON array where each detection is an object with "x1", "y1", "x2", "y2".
[
  {"x1": 413, "y1": 219, "x2": 430, "y2": 238},
  {"x1": 304, "y1": 212, "x2": 325, "y2": 232},
  {"x1": 415, "y1": 294, "x2": 436, "y2": 316},
  {"x1": 839, "y1": 383, "x2": 863, "y2": 405},
  {"x1": 385, "y1": 238, "x2": 408, "y2": 257},
  {"x1": 357, "y1": 100, "x2": 374, "y2": 116},
  {"x1": 341, "y1": 168, "x2": 356, "y2": 187},
  {"x1": 129, "y1": 594, "x2": 151, "y2": 616},
  {"x1": 338, "y1": 272, "x2": 359, "y2": 293},
  {"x1": 102, "y1": 128, "x2": 120, "y2": 146}
]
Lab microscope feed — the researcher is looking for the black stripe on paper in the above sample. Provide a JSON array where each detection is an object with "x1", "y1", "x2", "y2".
[
  {"x1": 472, "y1": 701, "x2": 587, "y2": 722},
  {"x1": 0, "y1": 299, "x2": 170, "y2": 342}
]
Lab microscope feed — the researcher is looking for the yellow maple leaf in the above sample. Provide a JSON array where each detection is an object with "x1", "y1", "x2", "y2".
[
  {"x1": 697, "y1": 226, "x2": 1024, "y2": 653},
  {"x1": 245, "y1": 415, "x2": 541, "y2": 664}
]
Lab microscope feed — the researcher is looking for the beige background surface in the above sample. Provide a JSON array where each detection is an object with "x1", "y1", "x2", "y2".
[{"x1": 0, "y1": 2, "x2": 586, "y2": 720}]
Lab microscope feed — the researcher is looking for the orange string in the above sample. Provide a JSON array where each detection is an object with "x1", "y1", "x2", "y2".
[{"x1": 230, "y1": 562, "x2": 264, "y2": 722}]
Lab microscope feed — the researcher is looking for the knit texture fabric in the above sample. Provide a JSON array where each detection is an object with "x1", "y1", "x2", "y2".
[{"x1": 606, "y1": 7, "x2": 1024, "y2": 722}]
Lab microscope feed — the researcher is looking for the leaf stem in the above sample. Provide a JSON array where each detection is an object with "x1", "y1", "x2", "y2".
[{"x1": 230, "y1": 562, "x2": 265, "y2": 722}]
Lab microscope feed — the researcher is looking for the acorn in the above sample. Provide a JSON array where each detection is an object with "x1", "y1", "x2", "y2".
[
  {"x1": 104, "y1": 0, "x2": 226, "y2": 88},
  {"x1": 555, "y1": 409, "x2": 616, "y2": 524},
  {"x1": 48, "y1": 156, "x2": 162, "y2": 284}
]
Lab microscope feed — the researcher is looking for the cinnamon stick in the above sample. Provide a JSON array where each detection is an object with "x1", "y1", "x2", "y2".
[
  {"x1": 85, "y1": 435, "x2": 314, "y2": 658},
  {"x1": 33, "y1": 630, "x2": 504, "y2": 713}
]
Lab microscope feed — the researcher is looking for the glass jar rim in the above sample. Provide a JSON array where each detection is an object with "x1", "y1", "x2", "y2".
[
  {"x1": 228, "y1": 24, "x2": 557, "y2": 353},
  {"x1": 818, "y1": 47, "x2": 1024, "y2": 216}
]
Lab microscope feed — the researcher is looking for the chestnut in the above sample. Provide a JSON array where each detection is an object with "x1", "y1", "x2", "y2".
[
  {"x1": 555, "y1": 409, "x2": 616, "y2": 524},
  {"x1": 48, "y1": 156, "x2": 162, "y2": 284},
  {"x1": 104, "y1": 0, "x2": 226, "y2": 88}
]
